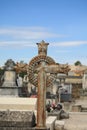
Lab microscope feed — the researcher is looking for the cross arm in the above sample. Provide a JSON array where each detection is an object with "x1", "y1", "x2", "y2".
[{"x1": 44, "y1": 64, "x2": 70, "y2": 74}]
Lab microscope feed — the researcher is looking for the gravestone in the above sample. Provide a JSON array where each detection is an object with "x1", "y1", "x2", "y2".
[
  {"x1": 28, "y1": 41, "x2": 70, "y2": 129},
  {"x1": 0, "y1": 59, "x2": 22, "y2": 97}
]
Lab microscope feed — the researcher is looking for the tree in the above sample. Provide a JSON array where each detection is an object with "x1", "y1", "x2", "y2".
[
  {"x1": 19, "y1": 71, "x2": 27, "y2": 78},
  {"x1": 74, "y1": 61, "x2": 82, "y2": 66},
  {"x1": 20, "y1": 60, "x2": 24, "y2": 64},
  {"x1": 0, "y1": 68, "x2": 4, "y2": 77}
]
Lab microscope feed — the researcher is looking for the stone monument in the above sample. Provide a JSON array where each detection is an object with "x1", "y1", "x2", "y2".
[
  {"x1": 0, "y1": 59, "x2": 22, "y2": 97},
  {"x1": 28, "y1": 40, "x2": 70, "y2": 129}
]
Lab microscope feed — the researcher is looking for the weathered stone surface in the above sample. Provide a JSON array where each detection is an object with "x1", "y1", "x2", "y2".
[
  {"x1": 2, "y1": 71, "x2": 17, "y2": 87},
  {"x1": 72, "y1": 105, "x2": 82, "y2": 112},
  {"x1": 0, "y1": 110, "x2": 36, "y2": 127},
  {"x1": 28, "y1": 55, "x2": 55, "y2": 88},
  {"x1": 60, "y1": 110, "x2": 69, "y2": 119},
  {"x1": 0, "y1": 69, "x2": 19, "y2": 97},
  {"x1": 46, "y1": 116, "x2": 57, "y2": 130},
  {"x1": 0, "y1": 59, "x2": 23, "y2": 97},
  {"x1": 55, "y1": 120, "x2": 65, "y2": 130},
  {"x1": 4, "y1": 59, "x2": 15, "y2": 71},
  {"x1": 0, "y1": 87, "x2": 19, "y2": 97},
  {"x1": 47, "y1": 110, "x2": 69, "y2": 120},
  {"x1": 48, "y1": 111, "x2": 61, "y2": 120},
  {"x1": 0, "y1": 97, "x2": 37, "y2": 110}
]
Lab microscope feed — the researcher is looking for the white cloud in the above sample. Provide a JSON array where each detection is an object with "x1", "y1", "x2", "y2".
[
  {"x1": 55, "y1": 50, "x2": 71, "y2": 53},
  {"x1": 0, "y1": 40, "x2": 87, "y2": 48},
  {"x1": 0, "y1": 27, "x2": 64, "y2": 40},
  {"x1": 0, "y1": 41, "x2": 36, "y2": 48},
  {"x1": 51, "y1": 41, "x2": 87, "y2": 47},
  {"x1": 0, "y1": 26, "x2": 66, "y2": 48},
  {"x1": 0, "y1": 27, "x2": 87, "y2": 48}
]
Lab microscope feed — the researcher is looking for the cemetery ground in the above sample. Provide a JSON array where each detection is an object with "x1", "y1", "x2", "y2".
[
  {"x1": 0, "y1": 97, "x2": 87, "y2": 130},
  {"x1": 62, "y1": 97, "x2": 87, "y2": 130},
  {"x1": 63, "y1": 112, "x2": 87, "y2": 130}
]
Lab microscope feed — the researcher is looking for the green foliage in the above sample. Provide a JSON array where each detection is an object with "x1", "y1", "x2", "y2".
[
  {"x1": 19, "y1": 60, "x2": 24, "y2": 64},
  {"x1": 19, "y1": 71, "x2": 27, "y2": 78},
  {"x1": 0, "y1": 68, "x2": 4, "y2": 77},
  {"x1": 74, "y1": 61, "x2": 82, "y2": 66}
]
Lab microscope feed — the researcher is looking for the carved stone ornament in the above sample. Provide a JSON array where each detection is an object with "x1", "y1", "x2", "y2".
[{"x1": 4, "y1": 59, "x2": 15, "y2": 71}]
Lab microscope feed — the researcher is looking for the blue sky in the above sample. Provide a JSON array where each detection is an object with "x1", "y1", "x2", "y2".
[{"x1": 0, "y1": 0, "x2": 87, "y2": 66}]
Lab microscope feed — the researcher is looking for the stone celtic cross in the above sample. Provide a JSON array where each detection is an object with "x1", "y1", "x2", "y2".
[{"x1": 28, "y1": 41, "x2": 70, "y2": 129}]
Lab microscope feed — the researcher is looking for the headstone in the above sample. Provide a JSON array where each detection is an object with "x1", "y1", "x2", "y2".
[{"x1": 0, "y1": 59, "x2": 22, "y2": 97}]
